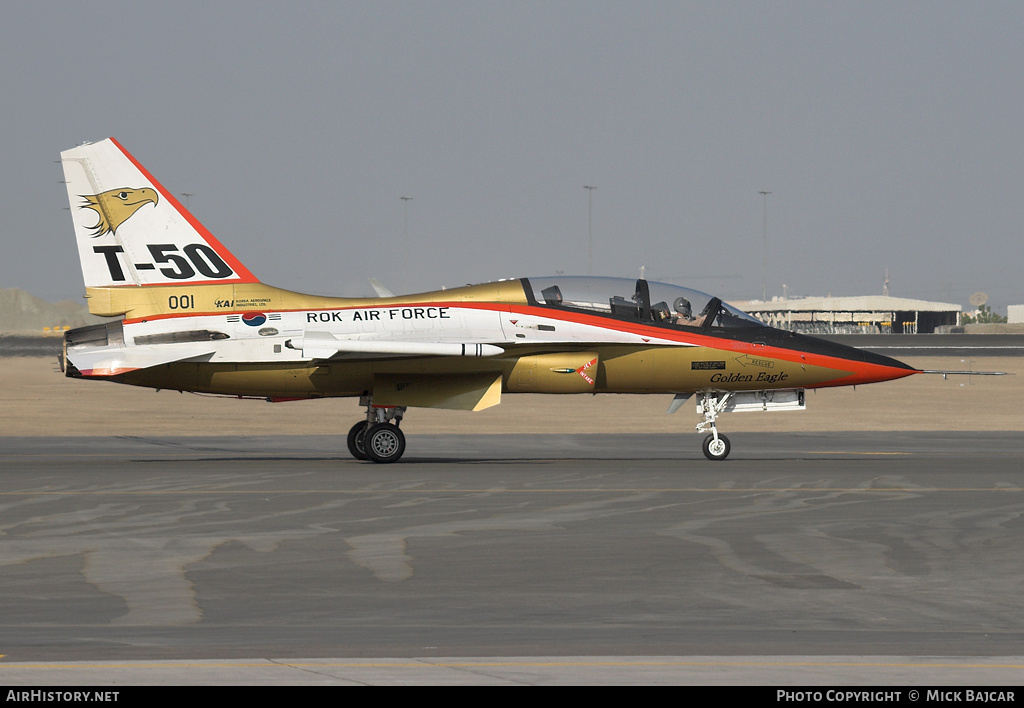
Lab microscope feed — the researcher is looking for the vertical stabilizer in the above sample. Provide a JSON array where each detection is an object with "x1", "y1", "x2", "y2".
[{"x1": 61, "y1": 138, "x2": 259, "y2": 288}]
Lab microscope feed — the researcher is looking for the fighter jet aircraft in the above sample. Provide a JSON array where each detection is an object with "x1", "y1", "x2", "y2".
[{"x1": 60, "y1": 138, "x2": 919, "y2": 463}]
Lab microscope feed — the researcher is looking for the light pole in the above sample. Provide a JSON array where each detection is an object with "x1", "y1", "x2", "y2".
[
  {"x1": 759, "y1": 190, "x2": 771, "y2": 301},
  {"x1": 400, "y1": 196, "x2": 412, "y2": 279},
  {"x1": 584, "y1": 185, "x2": 597, "y2": 275}
]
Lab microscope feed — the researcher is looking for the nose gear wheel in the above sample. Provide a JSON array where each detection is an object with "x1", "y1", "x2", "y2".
[{"x1": 702, "y1": 433, "x2": 731, "y2": 461}]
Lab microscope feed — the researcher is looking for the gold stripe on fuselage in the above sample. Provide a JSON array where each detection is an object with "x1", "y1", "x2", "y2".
[{"x1": 120, "y1": 344, "x2": 849, "y2": 398}]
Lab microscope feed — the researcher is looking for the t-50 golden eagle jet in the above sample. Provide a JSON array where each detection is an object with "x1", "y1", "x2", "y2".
[{"x1": 60, "y1": 138, "x2": 919, "y2": 463}]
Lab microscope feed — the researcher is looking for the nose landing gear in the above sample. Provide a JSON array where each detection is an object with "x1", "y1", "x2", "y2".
[{"x1": 696, "y1": 391, "x2": 732, "y2": 461}]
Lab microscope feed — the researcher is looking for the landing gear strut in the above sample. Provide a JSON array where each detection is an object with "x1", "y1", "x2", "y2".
[
  {"x1": 347, "y1": 396, "x2": 407, "y2": 464},
  {"x1": 696, "y1": 391, "x2": 732, "y2": 461}
]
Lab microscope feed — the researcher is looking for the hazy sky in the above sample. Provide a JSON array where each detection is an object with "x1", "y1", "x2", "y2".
[{"x1": 4, "y1": 2, "x2": 1023, "y2": 312}]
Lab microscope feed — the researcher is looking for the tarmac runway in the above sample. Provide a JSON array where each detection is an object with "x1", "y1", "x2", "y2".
[{"x1": 1, "y1": 432, "x2": 1022, "y2": 684}]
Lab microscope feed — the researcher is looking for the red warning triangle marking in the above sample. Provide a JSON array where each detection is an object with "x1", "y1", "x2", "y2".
[
  {"x1": 510, "y1": 320, "x2": 518, "y2": 325},
  {"x1": 576, "y1": 357, "x2": 597, "y2": 385}
]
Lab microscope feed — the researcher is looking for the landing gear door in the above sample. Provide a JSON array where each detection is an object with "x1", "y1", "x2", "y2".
[{"x1": 707, "y1": 388, "x2": 806, "y2": 413}]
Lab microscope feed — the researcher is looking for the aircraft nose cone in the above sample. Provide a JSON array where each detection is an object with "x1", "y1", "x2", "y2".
[
  {"x1": 762, "y1": 329, "x2": 917, "y2": 387},
  {"x1": 815, "y1": 339, "x2": 917, "y2": 386}
]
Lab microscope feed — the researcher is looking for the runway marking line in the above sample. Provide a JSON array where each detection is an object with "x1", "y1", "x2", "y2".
[
  {"x1": 803, "y1": 451, "x2": 909, "y2": 455},
  {"x1": 1, "y1": 659, "x2": 1024, "y2": 670},
  {"x1": 7, "y1": 451, "x2": 1024, "y2": 465},
  {"x1": 0, "y1": 487, "x2": 1020, "y2": 495},
  {"x1": 8, "y1": 450, "x2": 1024, "y2": 463}
]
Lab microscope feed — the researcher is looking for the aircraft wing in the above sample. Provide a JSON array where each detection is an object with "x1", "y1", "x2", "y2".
[
  {"x1": 372, "y1": 372, "x2": 503, "y2": 411},
  {"x1": 290, "y1": 333, "x2": 507, "y2": 410},
  {"x1": 367, "y1": 278, "x2": 396, "y2": 298}
]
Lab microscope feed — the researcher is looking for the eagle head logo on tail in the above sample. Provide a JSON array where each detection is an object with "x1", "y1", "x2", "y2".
[{"x1": 80, "y1": 187, "x2": 159, "y2": 238}]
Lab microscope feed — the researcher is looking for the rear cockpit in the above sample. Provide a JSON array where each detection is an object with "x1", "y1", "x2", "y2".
[{"x1": 521, "y1": 276, "x2": 765, "y2": 332}]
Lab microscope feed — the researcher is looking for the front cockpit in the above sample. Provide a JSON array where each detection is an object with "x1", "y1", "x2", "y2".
[{"x1": 521, "y1": 276, "x2": 765, "y2": 332}]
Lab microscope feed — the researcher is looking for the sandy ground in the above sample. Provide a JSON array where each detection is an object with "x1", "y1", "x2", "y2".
[{"x1": 0, "y1": 356, "x2": 1019, "y2": 436}]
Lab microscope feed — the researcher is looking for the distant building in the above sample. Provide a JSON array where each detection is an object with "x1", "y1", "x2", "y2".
[
  {"x1": 731, "y1": 295, "x2": 961, "y2": 334},
  {"x1": 1008, "y1": 305, "x2": 1024, "y2": 324}
]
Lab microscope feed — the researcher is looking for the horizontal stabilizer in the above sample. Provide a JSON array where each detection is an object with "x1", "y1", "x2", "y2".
[{"x1": 67, "y1": 345, "x2": 215, "y2": 377}]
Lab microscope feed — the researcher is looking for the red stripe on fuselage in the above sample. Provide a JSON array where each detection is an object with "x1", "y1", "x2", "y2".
[{"x1": 118, "y1": 299, "x2": 916, "y2": 388}]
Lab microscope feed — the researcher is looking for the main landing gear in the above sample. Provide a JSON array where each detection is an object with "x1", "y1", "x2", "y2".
[
  {"x1": 347, "y1": 396, "x2": 407, "y2": 464},
  {"x1": 696, "y1": 391, "x2": 732, "y2": 461}
]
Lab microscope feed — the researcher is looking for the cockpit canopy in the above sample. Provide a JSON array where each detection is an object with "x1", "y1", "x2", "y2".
[{"x1": 523, "y1": 276, "x2": 765, "y2": 330}]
